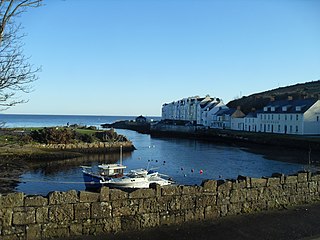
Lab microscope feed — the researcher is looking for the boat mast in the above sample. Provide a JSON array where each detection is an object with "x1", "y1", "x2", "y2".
[{"x1": 120, "y1": 145, "x2": 123, "y2": 165}]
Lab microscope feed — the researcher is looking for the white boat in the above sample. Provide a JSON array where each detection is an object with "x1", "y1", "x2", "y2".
[
  {"x1": 101, "y1": 168, "x2": 174, "y2": 189},
  {"x1": 82, "y1": 146, "x2": 173, "y2": 189},
  {"x1": 82, "y1": 163, "x2": 127, "y2": 189}
]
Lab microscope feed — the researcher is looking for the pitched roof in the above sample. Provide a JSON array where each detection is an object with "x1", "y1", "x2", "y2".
[{"x1": 257, "y1": 98, "x2": 318, "y2": 114}]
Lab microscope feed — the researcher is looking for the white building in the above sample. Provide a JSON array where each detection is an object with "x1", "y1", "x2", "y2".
[
  {"x1": 162, "y1": 96, "x2": 225, "y2": 125},
  {"x1": 256, "y1": 98, "x2": 320, "y2": 135}
]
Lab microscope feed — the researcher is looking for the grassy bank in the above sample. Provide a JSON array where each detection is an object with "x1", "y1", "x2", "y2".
[{"x1": 0, "y1": 127, "x2": 134, "y2": 161}]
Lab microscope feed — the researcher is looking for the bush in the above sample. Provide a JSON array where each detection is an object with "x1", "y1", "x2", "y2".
[{"x1": 30, "y1": 127, "x2": 76, "y2": 144}]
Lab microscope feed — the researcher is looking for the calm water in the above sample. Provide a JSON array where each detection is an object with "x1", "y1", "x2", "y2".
[{"x1": 0, "y1": 114, "x2": 314, "y2": 195}]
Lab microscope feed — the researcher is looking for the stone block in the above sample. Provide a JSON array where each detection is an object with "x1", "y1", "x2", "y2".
[
  {"x1": 204, "y1": 205, "x2": 219, "y2": 219},
  {"x1": 139, "y1": 198, "x2": 157, "y2": 213},
  {"x1": 91, "y1": 202, "x2": 112, "y2": 219},
  {"x1": 297, "y1": 172, "x2": 308, "y2": 183},
  {"x1": 79, "y1": 191, "x2": 100, "y2": 203},
  {"x1": 2, "y1": 225, "x2": 25, "y2": 237},
  {"x1": 196, "y1": 195, "x2": 216, "y2": 208},
  {"x1": 13, "y1": 208, "x2": 36, "y2": 225},
  {"x1": 1, "y1": 193, "x2": 24, "y2": 208},
  {"x1": 49, "y1": 204, "x2": 74, "y2": 222},
  {"x1": 220, "y1": 204, "x2": 228, "y2": 216},
  {"x1": 267, "y1": 177, "x2": 281, "y2": 186},
  {"x1": 217, "y1": 194, "x2": 230, "y2": 206},
  {"x1": 129, "y1": 188, "x2": 155, "y2": 199},
  {"x1": 237, "y1": 175, "x2": 251, "y2": 188},
  {"x1": 112, "y1": 201, "x2": 139, "y2": 217},
  {"x1": 228, "y1": 203, "x2": 242, "y2": 215},
  {"x1": 109, "y1": 189, "x2": 128, "y2": 201},
  {"x1": 311, "y1": 173, "x2": 320, "y2": 181},
  {"x1": 230, "y1": 189, "x2": 246, "y2": 203},
  {"x1": 308, "y1": 181, "x2": 318, "y2": 193},
  {"x1": 251, "y1": 178, "x2": 267, "y2": 188},
  {"x1": 159, "y1": 211, "x2": 176, "y2": 226},
  {"x1": 285, "y1": 175, "x2": 298, "y2": 184},
  {"x1": 74, "y1": 203, "x2": 91, "y2": 220},
  {"x1": 217, "y1": 180, "x2": 232, "y2": 193},
  {"x1": 0, "y1": 209, "x2": 13, "y2": 227},
  {"x1": 42, "y1": 223, "x2": 69, "y2": 239},
  {"x1": 271, "y1": 173, "x2": 285, "y2": 184},
  {"x1": 180, "y1": 195, "x2": 196, "y2": 210},
  {"x1": 232, "y1": 180, "x2": 247, "y2": 190},
  {"x1": 101, "y1": 217, "x2": 121, "y2": 232},
  {"x1": 48, "y1": 190, "x2": 78, "y2": 205},
  {"x1": 140, "y1": 213, "x2": 159, "y2": 228},
  {"x1": 25, "y1": 196, "x2": 48, "y2": 207},
  {"x1": 149, "y1": 183, "x2": 162, "y2": 197},
  {"x1": 36, "y1": 207, "x2": 48, "y2": 223},
  {"x1": 161, "y1": 185, "x2": 181, "y2": 196},
  {"x1": 167, "y1": 197, "x2": 181, "y2": 211},
  {"x1": 100, "y1": 187, "x2": 109, "y2": 202},
  {"x1": 201, "y1": 180, "x2": 217, "y2": 192},
  {"x1": 181, "y1": 185, "x2": 196, "y2": 195},
  {"x1": 121, "y1": 215, "x2": 141, "y2": 231},
  {"x1": 26, "y1": 224, "x2": 41, "y2": 240},
  {"x1": 70, "y1": 224, "x2": 83, "y2": 236}
]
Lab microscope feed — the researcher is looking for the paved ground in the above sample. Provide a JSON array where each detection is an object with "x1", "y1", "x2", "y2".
[{"x1": 66, "y1": 203, "x2": 320, "y2": 240}]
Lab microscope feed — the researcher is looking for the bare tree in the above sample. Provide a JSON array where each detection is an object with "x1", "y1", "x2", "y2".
[{"x1": 0, "y1": 0, "x2": 42, "y2": 110}]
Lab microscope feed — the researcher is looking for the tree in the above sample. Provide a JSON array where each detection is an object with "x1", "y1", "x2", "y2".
[{"x1": 0, "y1": 0, "x2": 42, "y2": 110}]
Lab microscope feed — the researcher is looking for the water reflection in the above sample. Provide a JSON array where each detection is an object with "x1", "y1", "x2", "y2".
[
  {"x1": 16, "y1": 129, "x2": 317, "y2": 196},
  {"x1": 27, "y1": 152, "x2": 132, "y2": 175}
]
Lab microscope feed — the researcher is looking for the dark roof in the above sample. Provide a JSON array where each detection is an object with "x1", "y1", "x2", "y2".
[
  {"x1": 256, "y1": 98, "x2": 318, "y2": 114},
  {"x1": 245, "y1": 112, "x2": 258, "y2": 118},
  {"x1": 215, "y1": 108, "x2": 236, "y2": 116}
]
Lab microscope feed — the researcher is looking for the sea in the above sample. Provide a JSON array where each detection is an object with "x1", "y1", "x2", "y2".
[{"x1": 0, "y1": 114, "x2": 315, "y2": 196}]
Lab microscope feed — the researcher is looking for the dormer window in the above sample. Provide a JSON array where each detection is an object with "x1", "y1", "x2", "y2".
[
  {"x1": 263, "y1": 107, "x2": 268, "y2": 112},
  {"x1": 282, "y1": 106, "x2": 287, "y2": 112},
  {"x1": 271, "y1": 107, "x2": 275, "y2": 112},
  {"x1": 296, "y1": 106, "x2": 301, "y2": 111}
]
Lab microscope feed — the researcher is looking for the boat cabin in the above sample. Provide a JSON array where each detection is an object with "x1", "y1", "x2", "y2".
[{"x1": 98, "y1": 164, "x2": 126, "y2": 178}]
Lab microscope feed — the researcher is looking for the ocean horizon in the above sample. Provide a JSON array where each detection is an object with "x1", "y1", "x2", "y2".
[{"x1": 0, "y1": 114, "x2": 161, "y2": 128}]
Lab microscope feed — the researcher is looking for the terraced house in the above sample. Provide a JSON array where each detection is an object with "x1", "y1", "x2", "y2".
[{"x1": 243, "y1": 97, "x2": 320, "y2": 135}]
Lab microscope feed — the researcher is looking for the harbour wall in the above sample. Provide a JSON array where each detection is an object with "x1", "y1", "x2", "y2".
[
  {"x1": 33, "y1": 141, "x2": 135, "y2": 153},
  {"x1": 1, "y1": 171, "x2": 320, "y2": 239}
]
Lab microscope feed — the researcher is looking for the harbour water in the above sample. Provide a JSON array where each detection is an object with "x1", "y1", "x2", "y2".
[{"x1": 0, "y1": 114, "x2": 314, "y2": 195}]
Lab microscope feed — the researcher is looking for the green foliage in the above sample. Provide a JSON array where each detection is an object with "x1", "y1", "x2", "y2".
[
  {"x1": 30, "y1": 127, "x2": 76, "y2": 144},
  {"x1": 95, "y1": 129, "x2": 128, "y2": 142}
]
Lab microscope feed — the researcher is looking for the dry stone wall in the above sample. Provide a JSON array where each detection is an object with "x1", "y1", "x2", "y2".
[{"x1": 1, "y1": 171, "x2": 320, "y2": 239}]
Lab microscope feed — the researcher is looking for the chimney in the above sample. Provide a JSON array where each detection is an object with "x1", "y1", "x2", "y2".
[
  {"x1": 270, "y1": 96, "x2": 275, "y2": 102},
  {"x1": 288, "y1": 96, "x2": 293, "y2": 101},
  {"x1": 251, "y1": 108, "x2": 256, "y2": 112},
  {"x1": 237, "y1": 106, "x2": 241, "y2": 110}
]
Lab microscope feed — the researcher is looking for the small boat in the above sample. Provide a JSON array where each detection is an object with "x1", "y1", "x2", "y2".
[
  {"x1": 82, "y1": 163, "x2": 127, "y2": 189},
  {"x1": 101, "y1": 168, "x2": 174, "y2": 189},
  {"x1": 81, "y1": 146, "x2": 173, "y2": 189}
]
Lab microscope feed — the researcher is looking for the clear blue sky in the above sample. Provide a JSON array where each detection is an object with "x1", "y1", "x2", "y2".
[{"x1": 5, "y1": 0, "x2": 320, "y2": 116}]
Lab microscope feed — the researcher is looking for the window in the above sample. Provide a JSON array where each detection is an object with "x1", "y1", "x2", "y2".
[
  {"x1": 317, "y1": 116, "x2": 319, "y2": 122},
  {"x1": 296, "y1": 115, "x2": 299, "y2": 121},
  {"x1": 285, "y1": 115, "x2": 287, "y2": 121},
  {"x1": 272, "y1": 114, "x2": 274, "y2": 120},
  {"x1": 296, "y1": 126, "x2": 298, "y2": 132},
  {"x1": 278, "y1": 125, "x2": 281, "y2": 132},
  {"x1": 290, "y1": 115, "x2": 293, "y2": 121},
  {"x1": 278, "y1": 115, "x2": 280, "y2": 120}
]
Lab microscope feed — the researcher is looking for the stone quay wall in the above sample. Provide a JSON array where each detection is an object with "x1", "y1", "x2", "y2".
[
  {"x1": 32, "y1": 141, "x2": 134, "y2": 153},
  {"x1": 1, "y1": 171, "x2": 320, "y2": 239}
]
